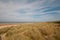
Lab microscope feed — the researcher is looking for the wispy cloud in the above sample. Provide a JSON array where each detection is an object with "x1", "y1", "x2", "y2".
[{"x1": 0, "y1": 0, "x2": 60, "y2": 22}]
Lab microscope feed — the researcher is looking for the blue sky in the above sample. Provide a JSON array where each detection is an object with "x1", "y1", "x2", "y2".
[{"x1": 0, "y1": 0, "x2": 60, "y2": 22}]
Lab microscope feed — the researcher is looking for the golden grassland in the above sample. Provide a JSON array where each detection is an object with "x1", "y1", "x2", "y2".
[{"x1": 0, "y1": 22, "x2": 60, "y2": 40}]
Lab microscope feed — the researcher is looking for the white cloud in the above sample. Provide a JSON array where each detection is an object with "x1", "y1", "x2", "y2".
[{"x1": 0, "y1": 0, "x2": 60, "y2": 22}]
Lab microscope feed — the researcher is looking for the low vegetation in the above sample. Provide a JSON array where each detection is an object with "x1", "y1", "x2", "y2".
[{"x1": 0, "y1": 22, "x2": 60, "y2": 40}]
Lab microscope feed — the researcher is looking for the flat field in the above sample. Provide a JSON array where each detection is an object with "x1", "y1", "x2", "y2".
[{"x1": 0, "y1": 22, "x2": 60, "y2": 40}]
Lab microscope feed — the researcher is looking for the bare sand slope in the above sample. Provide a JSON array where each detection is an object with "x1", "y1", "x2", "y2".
[{"x1": 0, "y1": 24, "x2": 18, "y2": 29}]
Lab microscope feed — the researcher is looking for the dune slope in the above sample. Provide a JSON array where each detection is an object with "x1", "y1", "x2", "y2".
[{"x1": 0, "y1": 22, "x2": 60, "y2": 40}]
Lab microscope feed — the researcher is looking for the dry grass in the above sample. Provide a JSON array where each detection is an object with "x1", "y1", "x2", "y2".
[{"x1": 0, "y1": 22, "x2": 60, "y2": 40}]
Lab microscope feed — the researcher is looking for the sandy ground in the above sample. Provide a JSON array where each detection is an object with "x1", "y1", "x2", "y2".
[{"x1": 0, "y1": 24, "x2": 18, "y2": 29}]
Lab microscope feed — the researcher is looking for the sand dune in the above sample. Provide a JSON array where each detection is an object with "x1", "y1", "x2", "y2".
[{"x1": 0, "y1": 22, "x2": 60, "y2": 40}]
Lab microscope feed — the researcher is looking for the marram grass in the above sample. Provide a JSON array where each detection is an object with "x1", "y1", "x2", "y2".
[{"x1": 0, "y1": 22, "x2": 60, "y2": 40}]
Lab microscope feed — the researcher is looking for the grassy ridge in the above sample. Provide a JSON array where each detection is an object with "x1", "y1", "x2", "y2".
[{"x1": 0, "y1": 22, "x2": 60, "y2": 40}]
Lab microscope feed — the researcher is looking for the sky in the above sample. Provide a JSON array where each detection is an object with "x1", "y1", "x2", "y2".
[{"x1": 0, "y1": 0, "x2": 60, "y2": 22}]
